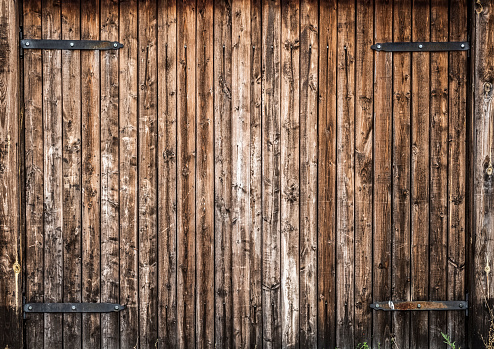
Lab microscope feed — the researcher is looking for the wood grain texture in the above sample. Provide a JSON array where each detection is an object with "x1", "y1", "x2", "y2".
[
  {"x1": 196, "y1": 0, "x2": 214, "y2": 347},
  {"x1": 23, "y1": 0, "x2": 44, "y2": 347},
  {"x1": 61, "y1": 1, "x2": 82, "y2": 348},
  {"x1": 213, "y1": 0, "x2": 233, "y2": 347},
  {"x1": 262, "y1": 0, "x2": 282, "y2": 347},
  {"x1": 42, "y1": 1, "x2": 63, "y2": 347},
  {"x1": 373, "y1": 0, "x2": 393, "y2": 348},
  {"x1": 299, "y1": 0, "x2": 318, "y2": 347},
  {"x1": 317, "y1": 1, "x2": 337, "y2": 348},
  {"x1": 280, "y1": 0, "x2": 299, "y2": 347},
  {"x1": 157, "y1": 0, "x2": 178, "y2": 347}
]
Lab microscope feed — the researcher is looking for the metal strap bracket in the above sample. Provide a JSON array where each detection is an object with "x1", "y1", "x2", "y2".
[
  {"x1": 371, "y1": 41, "x2": 470, "y2": 52},
  {"x1": 23, "y1": 302, "x2": 125, "y2": 318},
  {"x1": 370, "y1": 300, "x2": 467, "y2": 312},
  {"x1": 21, "y1": 39, "x2": 124, "y2": 51}
]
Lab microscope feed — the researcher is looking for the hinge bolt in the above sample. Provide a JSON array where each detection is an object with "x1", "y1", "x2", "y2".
[
  {"x1": 113, "y1": 43, "x2": 118, "y2": 48},
  {"x1": 377, "y1": 44, "x2": 381, "y2": 49},
  {"x1": 459, "y1": 303, "x2": 463, "y2": 308},
  {"x1": 71, "y1": 305, "x2": 76, "y2": 310},
  {"x1": 418, "y1": 44, "x2": 423, "y2": 49},
  {"x1": 417, "y1": 304, "x2": 421, "y2": 308},
  {"x1": 375, "y1": 303, "x2": 379, "y2": 308},
  {"x1": 28, "y1": 305, "x2": 32, "y2": 310},
  {"x1": 25, "y1": 41, "x2": 30, "y2": 46},
  {"x1": 461, "y1": 43, "x2": 465, "y2": 48},
  {"x1": 114, "y1": 305, "x2": 119, "y2": 310},
  {"x1": 70, "y1": 42, "x2": 74, "y2": 47}
]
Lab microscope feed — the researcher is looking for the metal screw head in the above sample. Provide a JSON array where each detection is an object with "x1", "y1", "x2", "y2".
[
  {"x1": 28, "y1": 305, "x2": 33, "y2": 310},
  {"x1": 375, "y1": 303, "x2": 380, "y2": 308},
  {"x1": 114, "y1": 305, "x2": 119, "y2": 310},
  {"x1": 487, "y1": 166, "x2": 493, "y2": 176},
  {"x1": 461, "y1": 43, "x2": 465, "y2": 48},
  {"x1": 113, "y1": 43, "x2": 118, "y2": 48},
  {"x1": 417, "y1": 304, "x2": 422, "y2": 308},
  {"x1": 71, "y1": 305, "x2": 76, "y2": 310},
  {"x1": 25, "y1": 41, "x2": 30, "y2": 46},
  {"x1": 459, "y1": 303, "x2": 464, "y2": 308},
  {"x1": 70, "y1": 42, "x2": 75, "y2": 47},
  {"x1": 418, "y1": 44, "x2": 423, "y2": 49},
  {"x1": 377, "y1": 44, "x2": 381, "y2": 49}
]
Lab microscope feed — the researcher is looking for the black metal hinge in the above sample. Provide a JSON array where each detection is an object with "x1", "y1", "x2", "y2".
[
  {"x1": 20, "y1": 39, "x2": 123, "y2": 51},
  {"x1": 371, "y1": 41, "x2": 470, "y2": 52},
  {"x1": 23, "y1": 302, "x2": 125, "y2": 319},
  {"x1": 370, "y1": 300, "x2": 468, "y2": 313}
]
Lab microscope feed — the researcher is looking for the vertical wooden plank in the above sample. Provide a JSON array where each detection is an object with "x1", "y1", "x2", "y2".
[
  {"x1": 196, "y1": 0, "x2": 214, "y2": 347},
  {"x1": 317, "y1": 1, "x2": 337, "y2": 347},
  {"x1": 410, "y1": 1, "x2": 430, "y2": 347},
  {"x1": 177, "y1": 0, "x2": 196, "y2": 346},
  {"x1": 119, "y1": 0, "x2": 139, "y2": 347},
  {"x1": 299, "y1": 0, "x2": 318, "y2": 347},
  {"x1": 23, "y1": 0, "x2": 44, "y2": 347},
  {"x1": 138, "y1": 0, "x2": 158, "y2": 347},
  {"x1": 280, "y1": 0, "x2": 299, "y2": 347},
  {"x1": 392, "y1": 0, "x2": 411, "y2": 347},
  {"x1": 100, "y1": 0, "x2": 119, "y2": 347},
  {"x1": 0, "y1": 0, "x2": 21, "y2": 347},
  {"x1": 250, "y1": 0, "x2": 263, "y2": 345},
  {"x1": 262, "y1": 0, "x2": 282, "y2": 346},
  {"x1": 447, "y1": 0, "x2": 467, "y2": 346},
  {"x1": 157, "y1": 0, "x2": 177, "y2": 347},
  {"x1": 471, "y1": 0, "x2": 494, "y2": 346},
  {"x1": 81, "y1": 0, "x2": 100, "y2": 347},
  {"x1": 354, "y1": 0, "x2": 373, "y2": 344},
  {"x1": 373, "y1": 0, "x2": 393, "y2": 347},
  {"x1": 42, "y1": 0, "x2": 63, "y2": 347},
  {"x1": 429, "y1": 0, "x2": 448, "y2": 347},
  {"x1": 61, "y1": 1, "x2": 82, "y2": 348},
  {"x1": 214, "y1": 0, "x2": 233, "y2": 346},
  {"x1": 336, "y1": 1, "x2": 355, "y2": 347}
]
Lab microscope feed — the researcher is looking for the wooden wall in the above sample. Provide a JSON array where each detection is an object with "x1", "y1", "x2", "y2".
[{"x1": 0, "y1": 0, "x2": 481, "y2": 348}]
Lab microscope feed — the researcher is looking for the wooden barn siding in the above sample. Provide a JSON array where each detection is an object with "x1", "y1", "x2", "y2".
[{"x1": 0, "y1": 0, "x2": 485, "y2": 348}]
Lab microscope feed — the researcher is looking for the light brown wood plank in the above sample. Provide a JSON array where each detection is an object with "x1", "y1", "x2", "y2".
[
  {"x1": 42, "y1": 1, "x2": 63, "y2": 347},
  {"x1": 213, "y1": 0, "x2": 233, "y2": 346},
  {"x1": 157, "y1": 0, "x2": 178, "y2": 346},
  {"x1": 317, "y1": 1, "x2": 337, "y2": 347},
  {"x1": 372, "y1": 0, "x2": 393, "y2": 347},
  {"x1": 262, "y1": 0, "x2": 282, "y2": 347},
  {"x1": 61, "y1": 1, "x2": 82, "y2": 348},
  {"x1": 119, "y1": 0, "x2": 139, "y2": 347},
  {"x1": 81, "y1": 0, "x2": 100, "y2": 347},
  {"x1": 100, "y1": 0, "x2": 120, "y2": 347},
  {"x1": 336, "y1": 1, "x2": 356, "y2": 346},
  {"x1": 354, "y1": 0, "x2": 373, "y2": 344},
  {"x1": 23, "y1": 0, "x2": 44, "y2": 346},
  {"x1": 196, "y1": 0, "x2": 214, "y2": 347},
  {"x1": 280, "y1": 0, "x2": 299, "y2": 346},
  {"x1": 177, "y1": 0, "x2": 196, "y2": 346}
]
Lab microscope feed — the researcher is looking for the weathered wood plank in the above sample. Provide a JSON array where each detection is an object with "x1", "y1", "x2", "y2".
[
  {"x1": 42, "y1": 1, "x2": 63, "y2": 347},
  {"x1": 61, "y1": 1, "x2": 82, "y2": 348},
  {"x1": 196, "y1": 0, "x2": 214, "y2": 347},
  {"x1": 336, "y1": 1, "x2": 356, "y2": 346},
  {"x1": 100, "y1": 0, "x2": 119, "y2": 347},
  {"x1": 392, "y1": 0, "x2": 411, "y2": 347},
  {"x1": 262, "y1": 0, "x2": 282, "y2": 347},
  {"x1": 0, "y1": 0, "x2": 21, "y2": 347},
  {"x1": 299, "y1": 0, "x2": 318, "y2": 347},
  {"x1": 447, "y1": 0, "x2": 467, "y2": 347},
  {"x1": 280, "y1": 0, "x2": 299, "y2": 346},
  {"x1": 317, "y1": 1, "x2": 337, "y2": 347},
  {"x1": 81, "y1": 0, "x2": 100, "y2": 347},
  {"x1": 157, "y1": 0, "x2": 177, "y2": 347},
  {"x1": 213, "y1": 0, "x2": 233, "y2": 346},
  {"x1": 429, "y1": 0, "x2": 448, "y2": 347},
  {"x1": 138, "y1": 1, "x2": 158, "y2": 347},
  {"x1": 372, "y1": 0, "x2": 393, "y2": 348},
  {"x1": 177, "y1": 0, "x2": 196, "y2": 346},
  {"x1": 23, "y1": 0, "x2": 44, "y2": 347},
  {"x1": 119, "y1": 0, "x2": 139, "y2": 347},
  {"x1": 354, "y1": 0, "x2": 373, "y2": 344},
  {"x1": 410, "y1": 0, "x2": 430, "y2": 347}
]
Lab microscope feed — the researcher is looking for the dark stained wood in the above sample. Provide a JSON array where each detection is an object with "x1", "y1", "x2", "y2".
[
  {"x1": 213, "y1": 0, "x2": 233, "y2": 346},
  {"x1": 23, "y1": 0, "x2": 44, "y2": 347},
  {"x1": 157, "y1": 0, "x2": 178, "y2": 347},
  {"x1": 299, "y1": 0, "x2": 318, "y2": 347},
  {"x1": 262, "y1": 0, "x2": 282, "y2": 347},
  {"x1": 354, "y1": 0, "x2": 373, "y2": 344},
  {"x1": 280, "y1": 0, "x2": 299, "y2": 346},
  {"x1": 336, "y1": 0, "x2": 356, "y2": 346},
  {"x1": 317, "y1": 1, "x2": 337, "y2": 348},
  {"x1": 196, "y1": 0, "x2": 214, "y2": 347},
  {"x1": 448, "y1": 0, "x2": 467, "y2": 347},
  {"x1": 429, "y1": 0, "x2": 448, "y2": 347},
  {"x1": 118, "y1": 0, "x2": 139, "y2": 348},
  {"x1": 0, "y1": 0, "x2": 21, "y2": 347},
  {"x1": 42, "y1": 1, "x2": 63, "y2": 347},
  {"x1": 410, "y1": 0, "x2": 430, "y2": 347},
  {"x1": 81, "y1": 0, "x2": 101, "y2": 348},
  {"x1": 177, "y1": 0, "x2": 196, "y2": 347},
  {"x1": 392, "y1": 0, "x2": 412, "y2": 347},
  {"x1": 372, "y1": 0, "x2": 393, "y2": 348},
  {"x1": 61, "y1": 1, "x2": 82, "y2": 348}
]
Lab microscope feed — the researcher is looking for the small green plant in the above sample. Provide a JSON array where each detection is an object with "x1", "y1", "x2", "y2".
[
  {"x1": 356, "y1": 343, "x2": 370, "y2": 349},
  {"x1": 441, "y1": 332, "x2": 460, "y2": 349}
]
